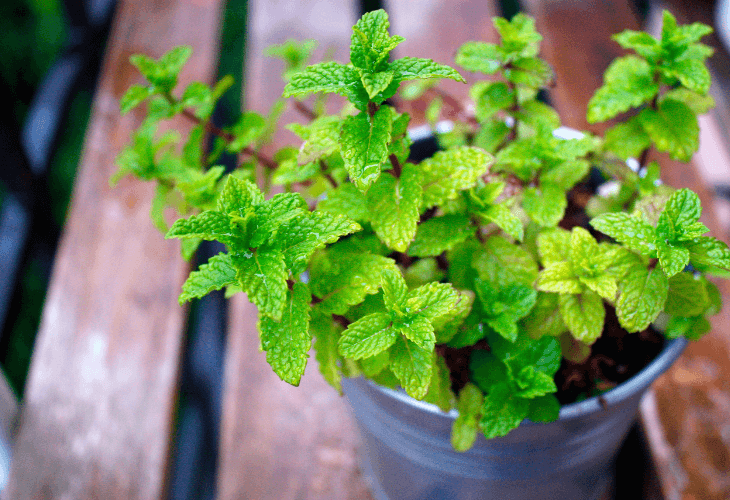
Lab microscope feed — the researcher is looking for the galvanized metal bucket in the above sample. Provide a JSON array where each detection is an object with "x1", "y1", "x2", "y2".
[{"x1": 342, "y1": 337, "x2": 686, "y2": 500}]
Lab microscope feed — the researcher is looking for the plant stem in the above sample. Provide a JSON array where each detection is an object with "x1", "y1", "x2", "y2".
[
  {"x1": 294, "y1": 101, "x2": 317, "y2": 121},
  {"x1": 319, "y1": 160, "x2": 338, "y2": 187},
  {"x1": 367, "y1": 101, "x2": 379, "y2": 119},
  {"x1": 389, "y1": 154, "x2": 403, "y2": 178}
]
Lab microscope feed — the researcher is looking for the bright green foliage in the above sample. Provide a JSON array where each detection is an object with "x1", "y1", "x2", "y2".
[
  {"x1": 473, "y1": 236, "x2": 538, "y2": 288},
  {"x1": 419, "y1": 147, "x2": 493, "y2": 208},
  {"x1": 475, "y1": 279, "x2": 537, "y2": 342},
  {"x1": 408, "y1": 215, "x2": 474, "y2": 257},
  {"x1": 367, "y1": 165, "x2": 423, "y2": 252},
  {"x1": 340, "y1": 107, "x2": 393, "y2": 190},
  {"x1": 639, "y1": 99, "x2": 698, "y2": 162},
  {"x1": 118, "y1": 8, "x2": 727, "y2": 448},
  {"x1": 451, "y1": 383, "x2": 484, "y2": 452},
  {"x1": 179, "y1": 253, "x2": 237, "y2": 303},
  {"x1": 587, "y1": 56, "x2": 658, "y2": 123},
  {"x1": 258, "y1": 282, "x2": 312, "y2": 386},
  {"x1": 469, "y1": 335, "x2": 561, "y2": 441}
]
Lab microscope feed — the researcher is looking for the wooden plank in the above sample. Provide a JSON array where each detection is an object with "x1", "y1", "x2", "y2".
[
  {"x1": 215, "y1": 2, "x2": 373, "y2": 499},
  {"x1": 4, "y1": 0, "x2": 224, "y2": 498},
  {"x1": 521, "y1": 2, "x2": 730, "y2": 499}
]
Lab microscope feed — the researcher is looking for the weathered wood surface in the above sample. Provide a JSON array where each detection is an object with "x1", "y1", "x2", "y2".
[
  {"x1": 522, "y1": 1, "x2": 730, "y2": 499},
  {"x1": 4, "y1": 0, "x2": 224, "y2": 498},
  {"x1": 216, "y1": 2, "x2": 373, "y2": 499}
]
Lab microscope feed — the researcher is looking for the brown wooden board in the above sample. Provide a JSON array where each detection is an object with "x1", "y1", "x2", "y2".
[
  {"x1": 215, "y1": 2, "x2": 374, "y2": 499},
  {"x1": 521, "y1": 1, "x2": 730, "y2": 499},
  {"x1": 4, "y1": 0, "x2": 224, "y2": 498}
]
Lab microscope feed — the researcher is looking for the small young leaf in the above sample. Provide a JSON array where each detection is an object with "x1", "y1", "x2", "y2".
[
  {"x1": 408, "y1": 215, "x2": 474, "y2": 257},
  {"x1": 361, "y1": 70, "x2": 395, "y2": 99},
  {"x1": 558, "y1": 291, "x2": 605, "y2": 344},
  {"x1": 521, "y1": 292, "x2": 566, "y2": 339},
  {"x1": 514, "y1": 365, "x2": 556, "y2": 398},
  {"x1": 396, "y1": 315, "x2": 436, "y2": 351},
  {"x1": 340, "y1": 108, "x2": 393, "y2": 190},
  {"x1": 617, "y1": 265, "x2": 668, "y2": 332},
  {"x1": 639, "y1": 98, "x2": 699, "y2": 162},
  {"x1": 350, "y1": 9, "x2": 402, "y2": 72},
  {"x1": 455, "y1": 42, "x2": 503, "y2": 74},
  {"x1": 590, "y1": 212, "x2": 656, "y2": 256},
  {"x1": 480, "y1": 204, "x2": 524, "y2": 242},
  {"x1": 120, "y1": 84, "x2": 152, "y2": 114},
  {"x1": 338, "y1": 312, "x2": 396, "y2": 359},
  {"x1": 166, "y1": 211, "x2": 238, "y2": 247},
  {"x1": 283, "y1": 62, "x2": 359, "y2": 98},
  {"x1": 250, "y1": 193, "x2": 308, "y2": 247},
  {"x1": 367, "y1": 166, "x2": 422, "y2": 252},
  {"x1": 235, "y1": 248, "x2": 288, "y2": 321},
  {"x1": 480, "y1": 382, "x2": 529, "y2": 439},
  {"x1": 419, "y1": 147, "x2": 493, "y2": 209},
  {"x1": 603, "y1": 117, "x2": 652, "y2": 160},
  {"x1": 451, "y1": 383, "x2": 483, "y2": 452},
  {"x1": 179, "y1": 253, "x2": 237, "y2": 304},
  {"x1": 258, "y1": 282, "x2": 312, "y2": 386},
  {"x1": 390, "y1": 336, "x2": 434, "y2": 399},
  {"x1": 473, "y1": 236, "x2": 538, "y2": 287},
  {"x1": 522, "y1": 183, "x2": 567, "y2": 227},
  {"x1": 686, "y1": 236, "x2": 730, "y2": 273},
  {"x1": 390, "y1": 57, "x2": 465, "y2": 84},
  {"x1": 536, "y1": 262, "x2": 583, "y2": 294},
  {"x1": 382, "y1": 266, "x2": 408, "y2": 312},
  {"x1": 587, "y1": 56, "x2": 658, "y2": 123}
]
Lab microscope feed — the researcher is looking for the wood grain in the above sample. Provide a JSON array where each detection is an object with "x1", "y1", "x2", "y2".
[
  {"x1": 215, "y1": 2, "x2": 373, "y2": 499},
  {"x1": 521, "y1": 1, "x2": 730, "y2": 499},
  {"x1": 4, "y1": 0, "x2": 224, "y2": 498}
]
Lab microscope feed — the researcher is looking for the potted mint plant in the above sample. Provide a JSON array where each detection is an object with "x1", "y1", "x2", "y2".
[{"x1": 115, "y1": 9, "x2": 728, "y2": 500}]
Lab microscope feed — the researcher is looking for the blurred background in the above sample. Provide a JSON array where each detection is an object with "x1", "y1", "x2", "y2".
[{"x1": 1, "y1": 0, "x2": 730, "y2": 498}]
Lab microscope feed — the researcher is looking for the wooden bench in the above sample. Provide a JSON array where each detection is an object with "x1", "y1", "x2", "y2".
[{"x1": 5, "y1": 0, "x2": 730, "y2": 499}]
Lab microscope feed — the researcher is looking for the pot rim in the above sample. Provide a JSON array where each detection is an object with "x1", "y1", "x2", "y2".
[{"x1": 362, "y1": 336, "x2": 687, "y2": 423}]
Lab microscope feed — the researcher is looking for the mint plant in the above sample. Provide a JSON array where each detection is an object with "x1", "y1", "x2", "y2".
[{"x1": 116, "y1": 9, "x2": 730, "y2": 451}]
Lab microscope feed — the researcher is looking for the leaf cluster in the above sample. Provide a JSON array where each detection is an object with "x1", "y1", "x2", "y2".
[{"x1": 115, "y1": 9, "x2": 729, "y2": 452}]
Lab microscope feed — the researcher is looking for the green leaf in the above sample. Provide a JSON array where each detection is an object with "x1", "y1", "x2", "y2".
[
  {"x1": 604, "y1": 117, "x2": 652, "y2": 160},
  {"x1": 310, "y1": 252, "x2": 393, "y2": 315},
  {"x1": 662, "y1": 188, "x2": 702, "y2": 230},
  {"x1": 390, "y1": 336, "x2": 434, "y2": 399},
  {"x1": 405, "y1": 282, "x2": 461, "y2": 323},
  {"x1": 279, "y1": 211, "x2": 362, "y2": 277},
  {"x1": 422, "y1": 354, "x2": 455, "y2": 412},
  {"x1": 235, "y1": 248, "x2": 288, "y2": 321},
  {"x1": 528, "y1": 395, "x2": 560, "y2": 422},
  {"x1": 381, "y1": 266, "x2": 408, "y2": 312},
  {"x1": 504, "y1": 57, "x2": 554, "y2": 88},
  {"x1": 663, "y1": 88, "x2": 715, "y2": 114},
  {"x1": 474, "y1": 120, "x2": 511, "y2": 153},
  {"x1": 419, "y1": 147, "x2": 493, "y2": 209},
  {"x1": 665, "y1": 315, "x2": 712, "y2": 341},
  {"x1": 120, "y1": 84, "x2": 152, "y2": 114},
  {"x1": 481, "y1": 204, "x2": 524, "y2": 241},
  {"x1": 360, "y1": 350, "x2": 390, "y2": 377},
  {"x1": 559, "y1": 291, "x2": 605, "y2": 344},
  {"x1": 227, "y1": 112, "x2": 267, "y2": 153},
  {"x1": 340, "y1": 108, "x2": 393, "y2": 190},
  {"x1": 476, "y1": 279, "x2": 537, "y2": 342},
  {"x1": 350, "y1": 9, "x2": 403, "y2": 72},
  {"x1": 663, "y1": 57, "x2": 711, "y2": 94},
  {"x1": 258, "y1": 282, "x2": 312, "y2": 386},
  {"x1": 473, "y1": 236, "x2": 538, "y2": 287},
  {"x1": 587, "y1": 56, "x2": 659, "y2": 123},
  {"x1": 311, "y1": 312, "x2": 343, "y2": 392},
  {"x1": 686, "y1": 236, "x2": 730, "y2": 273},
  {"x1": 361, "y1": 70, "x2": 395, "y2": 99},
  {"x1": 514, "y1": 365, "x2": 556, "y2": 398},
  {"x1": 541, "y1": 160, "x2": 590, "y2": 192},
  {"x1": 217, "y1": 176, "x2": 263, "y2": 215},
  {"x1": 536, "y1": 228, "x2": 571, "y2": 266},
  {"x1": 665, "y1": 272, "x2": 710, "y2": 317},
  {"x1": 408, "y1": 215, "x2": 474, "y2": 257},
  {"x1": 522, "y1": 183, "x2": 566, "y2": 227},
  {"x1": 470, "y1": 81, "x2": 515, "y2": 121},
  {"x1": 367, "y1": 166, "x2": 422, "y2": 252},
  {"x1": 338, "y1": 312, "x2": 396, "y2": 359},
  {"x1": 480, "y1": 382, "x2": 529, "y2": 439},
  {"x1": 494, "y1": 13, "x2": 542, "y2": 60},
  {"x1": 317, "y1": 183, "x2": 370, "y2": 223},
  {"x1": 288, "y1": 115, "x2": 342, "y2": 163},
  {"x1": 179, "y1": 253, "x2": 237, "y2": 303},
  {"x1": 617, "y1": 265, "x2": 668, "y2": 332},
  {"x1": 396, "y1": 315, "x2": 436, "y2": 352},
  {"x1": 166, "y1": 211, "x2": 238, "y2": 247},
  {"x1": 455, "y1": 42, "x2": 503, "y2": 74},
  {"x1": 251, "y1": 193, "x2": 308, "y2": 247},
  {"x1": 390, "y1": 57, "x2": 465, "y2": 84},
  {"x1": 590, "y1": 212, "x2": 656, "y2": 256},
  {"x1": 433, "y1": 291, "x2": 475, "y2": 343},
  {"x1": 283, "y1": 62, "x2": 359, "y2": 98},
  {"x1": 537, "y1": 262, "x2": 583, "y2": 294},
  {"x1": 612, "y1": 30, "x2": 661, "y2": 59},
  {"x1": 451, "y1": 383, "x2": 483, "y2": 452},
  {"x1": 639, "y1": 98, "x2": 699, "y2": 162},
  {"x1": 521, "y1": 292, "x2": 566, "y2": 339},
  {"x1": 656, "y1": 240, "x2": 690, "y2": 277}
]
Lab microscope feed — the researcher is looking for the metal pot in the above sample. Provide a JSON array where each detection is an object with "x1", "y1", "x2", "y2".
[{"x1": 342, "y1": 337, "x2": 686, "y2": 500}]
